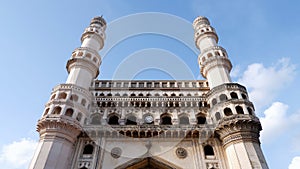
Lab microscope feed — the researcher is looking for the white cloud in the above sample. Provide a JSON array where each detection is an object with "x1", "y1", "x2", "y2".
[
  {"x1": 238, "y1": 58, "x2": 296, "y2": 110},
  {"x1": 260, "y1": 102, "x2": 289, "y2": 142},
  {"x1": 260, "y1": 102, "x2": 300, "y2": 143},
  {"x1": 289, "y1": 156, "x2": 300, "y2": 169},
  {"x1": 0, "y1": 138, "x2": 37, "y2": 169}
]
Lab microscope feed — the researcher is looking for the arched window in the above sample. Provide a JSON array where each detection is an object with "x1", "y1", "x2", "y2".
[
  {"x1": 242, "y1": 93, "x2": 248, "y2": 99},
  {"x1": 204, "y1": 145, "x2": 214, "y2": 156},
  {"x1": 92, "y1": 57, "x2": 97, "y2": 63},
  {"x1": 215, "y1": 51, "x2": 220, "y2": 56},
  {"x1": 83, "y1": 144, "x2": 94, "y2": 154},
  {"x1": 52, "y1": 106, "x2": 61, "y2": 115},
  {"x1": 43, "y1": 108, "x2": 50, "y2": 116},
  {"x1": 247, "y1": 107, "x2": 253, "y2": 115},
  {"x1": 123, "y1": 93, "x2": 128, "y2": 97},
  {"x1": 65, "y1": 108, "x2": 74, "y2": 117},
  {"x1": 224, "y1": 108, "x2": 233, "y2": 116},
  {"x1": 161, "y1": 114, "x2": 172, "y2": 125},
  {"x1": 215, "y1": 112, "x2": 221, "y2": 121},
  {"x1": 230, "y1": 92, "x2": 238, "y2": 99},
  {"x1": 130, "y1": 93, "x2": 136, "y2": 97},
  {"x1": 70, "y1": 94, "x2": 78, "y2": 102},
  {"x1": 154, "y1": 93, "x2": 160, "y2": 96},
  {"x1": 171, "y1": 93, "x2": 176, "y2": 96},
  {"x1": 115, "y1": 93, "x2": 120, "y2": 96},
  {"x1": 85, "y1": 53, "x2": 92, "y2": 59},
  {"x1": 76, "y1": 113, "x2": 82, "y2": 121},
  {"x1": 81, "y1": 99, "x2": 86, "y2": 106},
  {"x1": 163, "y1": 93, "x2": 168, "y2": 97},
  {"x1": 197, "y1": 116, "x2": 206, "y2": 124},
  {"x1": 179, "y1": 116, "x2": 189, "y2": 125},
  {"x1": 91, "y1": 114, "x2": 101, "y2": 125},
  {"x1": 138, "y1": 93, "x2": 143, "y2": 97},
  {"x1": 207, "y1": 53, "x2": 213, "y2": 58},
  {"x1": 50, "y1": 94, "x2": 56, "y2": 100},
  {"x1": 58, "y1": 92, "x2": 67, "y2": 99},
  {"x1": 219, "y1": 94, "x2": 227, "y2": 101},
  {"x1": 146, "y1": 93, "x2": 151, "y2": 97},
  {"x1": 107, "y1": 93, "x2": 112, "y2": 97},
  {"x1": 236, "y1": 106, "x2": 244, "y2": 114},
  {"x1": 108, "y1": 115, "x2": 119, "y2": 125},
  {"x1": 99, "y1": 93, "x2": 105, "y2": 96},
  {"x1": 212, "y1": 98, "x2": 217, "y2": 106},
  {"x1": 126, "y1": 115, "x2": 137, "y2": 125}
]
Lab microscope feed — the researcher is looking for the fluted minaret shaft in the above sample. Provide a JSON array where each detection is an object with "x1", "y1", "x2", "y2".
[{"x1": 193, "y1": 17, "x2": 232, "y2": 88}]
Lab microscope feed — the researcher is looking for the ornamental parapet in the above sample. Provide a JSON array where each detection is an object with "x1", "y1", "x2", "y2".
[
  {"x1": 207, "y1": 83, "x2": 247, "y2": 97},
  {"x1": 83, "y1": 124, "x2": 216, "y2": 139},
  {"x1": 91, "y1": 80, "x2": 210, "y2": 90},
  {"x1": 53, "y1": 83, "x2": 91, "y2": 98}
]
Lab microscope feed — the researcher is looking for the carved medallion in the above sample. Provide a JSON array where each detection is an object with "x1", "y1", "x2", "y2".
[
  {"x1": 176, "y1": 147, "x2": 187, "y2": 158},
  {"x1": 111, "y1": 147, "x2": 122, "y2": 159}
]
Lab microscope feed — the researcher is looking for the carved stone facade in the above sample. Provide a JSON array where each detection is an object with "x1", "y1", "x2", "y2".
[{"x1": 29, "y1": 16, "x2": 269, "y2": 169}]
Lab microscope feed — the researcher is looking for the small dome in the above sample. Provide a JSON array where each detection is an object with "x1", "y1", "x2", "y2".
[
  {"x1": 193, "y1": 16, "x2": 210, "y2": 29},
  {"x1": 90, "y1": 16, "x2": 106, "y2": 27}
]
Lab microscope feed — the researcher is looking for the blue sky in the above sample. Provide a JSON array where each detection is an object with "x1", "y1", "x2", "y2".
[{"x1": 0, "y1": 1, "x2": 300, "y2": 168}]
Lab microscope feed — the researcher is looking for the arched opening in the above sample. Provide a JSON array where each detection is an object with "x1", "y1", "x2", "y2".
[
  {"x1": 58, "y1": 92, "x2": 67, "y2": 99},
  {"x1": 81, "y1": 99, "x2": 86, "y2": 106},
  {"x1": 160, "y1": 114, "x2": 172, "y2": 125},
  {"x1": 247, "y1": 107, "x2": 253, "y2": 115},
  {"x1": 212, "y1": 98, "x2": 217, "y2": 106},
  {"x1": 50, "y1": 94, "x2": 56, "y2": 100},
  {"x1": 179, "y1": 116, "x2": 189, "y2": 125},
  {"x1": 241, "y1": 93, "x2": 247, "y2": 99},
  {"x1": 115, "y1": 93, "x2": 120, "y2": 96},
  {"x1": 197, "y1": 116, "x2": 206, "y2": 124},
  {"x1": 70, "y1": 94, "x2": 78, "y2": 102},
  {"x1": 236, "y1": 106, "x2": 244, "y2": 114},
  {"x1": 138, "y1": 93, "x2": 144, "y2": 97},
  {"x1": 107, "y1": 93, "x2": 112, "y2": 97},
  {"x1": 219, "y1": 94, "x2": 227, "y2": 101},
  {"x1": 204, "y1": 145, "x2": 214, "y2": 156},
  {"x1": 130, "y1": 93, "x2": 136, "y2": 97},
  {"x1": 126, "y1": 116, "x2": 137, "y2": 125},
  {"x1": 163, "y1": 93, "x2": 168, "y2": 97},
  {"x1": 91, "y1": 114, "x2": 101, "y2": 125},
  {"x1": 224, "y1": 108, "x2": 233, "y2": 116},
  {"x1": 171, "y1": 93, "x2": 176, "y2": 96},
  {"x1": 43, "y1": 108, "x2": 50, "y2": 116},
  {"x1": 65, "y1": 108, "x2": 74, "y2": 117},
  {"x1": 108, "y1": 115, "x2": 119, "y2": 125},
  {"x1": 207, "y1": 53, "x2": 213, "y2": 58},
  {"x1": 92, "y1": 57, "x2": 97, "y2": 63},
  {"x1": 230, "y1": 92, "x2": 238, "y2": 99},
  {"x1": 83, "y1": 144, "x2": 94, "y2": 154},
  {"x1": 215, "y1": 112, "x2": 221, "y2": 121},
  {"x1": 52, "y1": 106, "x2": 61, "y2": 115},
  {"x1": 76, "y1": 113, "x2": 82, "y2": 122},
  {"x1": 99, "y1": 93, "x2": 104, "y2": 96}
]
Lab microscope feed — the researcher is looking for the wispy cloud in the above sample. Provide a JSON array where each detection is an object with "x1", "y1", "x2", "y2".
[
  {"x1": 0, "y1": 138, "x2": 37, "y2": 169},
  {"x1": 238, "y1": 58, "x2": 296, "y2": 111}
]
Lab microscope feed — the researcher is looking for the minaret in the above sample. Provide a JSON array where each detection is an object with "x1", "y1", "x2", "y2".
[
  {"x1": 194, "y1": 16, "x2": 269, "y2": 169},
  {"x1": 29, "y1": 16, "x2": 106, "y2": 169},
  {"x1": 193, "y1": 16, "x2": 232, "y2": 89}
]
